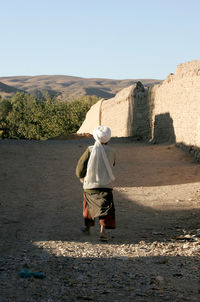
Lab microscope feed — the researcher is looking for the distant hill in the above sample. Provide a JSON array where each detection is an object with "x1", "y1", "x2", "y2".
[
  {"x1": 0, "y1": 81, "x2": 22, "y2": 97},
  {"x1": 0, "y1": 75, "x2": 162, "y2": 100}
]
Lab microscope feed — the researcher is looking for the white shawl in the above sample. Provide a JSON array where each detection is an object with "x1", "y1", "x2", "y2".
[{"x1": 83, "y1": 126, "x2": 115, "y2": 189}]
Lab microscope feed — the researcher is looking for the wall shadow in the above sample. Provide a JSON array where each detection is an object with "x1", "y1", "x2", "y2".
[
  {"x1": 152, "y1": 113, "x2": 176, "y2": 144},
  {"x1": 129, "y1": 82, "x2": 177, "y2": 146},
  {"x1": 176, "y1": 142, "x2": 200, "y2": 163}
]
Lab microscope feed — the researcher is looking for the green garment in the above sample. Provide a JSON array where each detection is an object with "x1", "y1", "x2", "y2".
[
  {"x1": 76, "y1": 145, "x2": 116, "y2": 193},
  {"x1": 76, "y1": 147, "x2": 90, "y2": 179}
]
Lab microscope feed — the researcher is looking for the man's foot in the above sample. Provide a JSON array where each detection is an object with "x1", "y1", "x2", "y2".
[
  {"x1": 100, "y1": 233, "x2": 108, "y2": 242},
  {"x1": 81, "y1": 226, "x2": 90, "y2": 235}
]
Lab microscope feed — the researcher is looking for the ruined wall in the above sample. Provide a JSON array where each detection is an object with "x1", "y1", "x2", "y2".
[
  {"x1": 149, "y1": 60, "x2": 200, "y2": 147},
  {"x1": 100, "y1": 85, "x2": 135, "y2": 137},
  {"x1": 77, "y1": 99, "x2": 103, "y2": 134},
  {"x1": 78, "y1": 82, "x2": 150, "y2": 139},
  {"x1": 131, "y1": 82, "x2": 150, "y2": 140},
  {"x1": 78, "y1": 85, "x2": 136, "y2": 137},
  {"x1": 78, "y1": 60, "x2": 200, "y2": 160}
]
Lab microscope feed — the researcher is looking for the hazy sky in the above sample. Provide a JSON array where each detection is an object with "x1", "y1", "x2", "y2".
[{"x1": 1, "y1": 0, "x2": 200, "y2": 79}]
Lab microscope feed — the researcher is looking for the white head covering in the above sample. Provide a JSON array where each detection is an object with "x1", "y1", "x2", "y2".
[
  {"x1": 93, "y1": 126, "x2": 111, "y2": 144},
  {"x1": 83, "y1": 126, "x2": 115, "y2": 189}
]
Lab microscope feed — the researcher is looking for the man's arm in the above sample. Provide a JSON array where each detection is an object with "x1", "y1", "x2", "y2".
[{"x1": 75, "y1": 148, "x2": 90, "y2": 179}]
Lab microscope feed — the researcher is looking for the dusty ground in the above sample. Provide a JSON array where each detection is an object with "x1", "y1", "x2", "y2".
[{"x1": 0, "y1": 138, "x2": 200, "y2": 302}]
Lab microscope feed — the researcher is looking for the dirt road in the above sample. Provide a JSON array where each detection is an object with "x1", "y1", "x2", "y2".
[{"x1": 0, "y1": 138, "x2": 199, "y2": 301}]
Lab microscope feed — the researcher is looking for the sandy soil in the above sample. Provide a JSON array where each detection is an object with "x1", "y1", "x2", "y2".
[{"x1": 0, "y1": 138, "x2": 199, "y2": 301}]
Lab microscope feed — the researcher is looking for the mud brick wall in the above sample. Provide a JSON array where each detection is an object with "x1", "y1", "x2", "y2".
[
  {"x1": 77, "y1": 98, "x2": 103, "y2": 134},
  {"x1": 78, "y1": 82, "x2": 150, "y2": 140},
  {"x1": 101, "y1": 83, "x2": 150, "y2": 138},
  {"x1": 78, "y1": 60, "x2": 200, "y2": 160},
  {"x1": 149, "y1": 60, "x2": 200, "y2": 147},
  {"x1": 100, "y1": 85, "x2": 135, "y2": 137}
]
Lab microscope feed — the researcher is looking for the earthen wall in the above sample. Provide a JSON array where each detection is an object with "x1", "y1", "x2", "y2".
[{"x1": 78, "y1": 60, "x2": 200, "y2": 159}]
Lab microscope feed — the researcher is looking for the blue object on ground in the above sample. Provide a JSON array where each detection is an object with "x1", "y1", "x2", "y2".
[{"x1": 18, "y1": 269, "x2": 46, "y2": 279}]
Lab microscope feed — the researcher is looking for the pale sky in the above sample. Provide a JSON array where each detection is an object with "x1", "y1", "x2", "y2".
[{"x1": 1, "y1": 0, "x2": 200, "y2": 80}]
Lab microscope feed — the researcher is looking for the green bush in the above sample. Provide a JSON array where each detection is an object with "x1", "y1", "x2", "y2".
[
  {"x1": 0, "y1": 98, "x2": 13, "y2": 139},
  {"x1": 0, "y1": 93, "x2": 99, "y2": 140}
]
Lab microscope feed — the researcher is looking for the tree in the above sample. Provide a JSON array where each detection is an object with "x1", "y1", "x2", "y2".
[
  {"x1": 0, "y1": 92, "x2": 99, "y2": 140},
  {"x1": 0, "y1": 99, "x2": 12, "y2": 138}
]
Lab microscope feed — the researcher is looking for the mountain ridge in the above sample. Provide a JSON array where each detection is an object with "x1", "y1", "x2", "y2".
[{"x1": 0, "y1": 75, "x2": 162, "y2": 100}]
